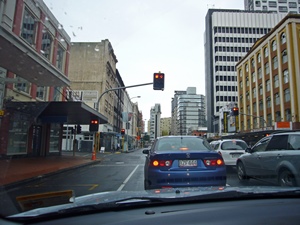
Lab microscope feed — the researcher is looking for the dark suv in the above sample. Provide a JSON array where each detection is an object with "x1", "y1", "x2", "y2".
[{"x1": 236, "y1": 131, "x2": 300, "y2": 187}]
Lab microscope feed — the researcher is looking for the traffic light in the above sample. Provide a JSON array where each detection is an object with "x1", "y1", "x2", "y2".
[
  {"x1": 232, "y1": 107, "x2": 239, "y2": 116},
  {"x1": 153, "y1": 72, "x2": 165, "y2": 90},
  {"x1": 121, "y1": 128, "x2": 125, "y2": 135},
  {"x1": 89, "y1": 118, "x2": 99, "y2": 132},
  {"x1": 76, "y1": 125, "x2": 82, "y2": 134}
]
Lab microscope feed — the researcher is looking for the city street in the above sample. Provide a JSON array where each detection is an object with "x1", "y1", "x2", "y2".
[{"x1": 1, "y1": 149, "x2": 275, "y2": 216}]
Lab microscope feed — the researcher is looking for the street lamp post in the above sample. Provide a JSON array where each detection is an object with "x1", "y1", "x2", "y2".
[{"x1": 125, "y1": 96, "x2": 140, "y2": 152}]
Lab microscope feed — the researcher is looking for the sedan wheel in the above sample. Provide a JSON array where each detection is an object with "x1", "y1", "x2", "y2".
[
  {"x1": 237, "y1": 162, "x2": 249, "y2": 182},
  {"x1": 278, "y1": 169, "x2": 296, "y2": 187}
]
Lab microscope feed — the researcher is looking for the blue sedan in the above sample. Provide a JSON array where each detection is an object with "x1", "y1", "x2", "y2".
[{"x1": 143, "y1": 136, "x2": 227, "y2": 190}]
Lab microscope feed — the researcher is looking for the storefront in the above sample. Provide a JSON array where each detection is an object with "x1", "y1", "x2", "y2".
[{"x1": 0, "y1": 101, "x2": 107, "y2": 157}]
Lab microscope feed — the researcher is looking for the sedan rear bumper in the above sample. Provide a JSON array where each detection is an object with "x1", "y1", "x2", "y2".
[{"x1": 146, "y1": 168, "x2": 227, "y2": 189}]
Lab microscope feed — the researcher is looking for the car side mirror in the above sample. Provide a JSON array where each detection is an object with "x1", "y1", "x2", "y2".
[{"x1": 142, "y1": 149, "x2": 150, "y2": 154}]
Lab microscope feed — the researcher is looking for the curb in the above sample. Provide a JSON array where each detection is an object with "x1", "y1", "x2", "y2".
[{"x1": 1, "y1": 159, "x2": 101, "y2": 190}]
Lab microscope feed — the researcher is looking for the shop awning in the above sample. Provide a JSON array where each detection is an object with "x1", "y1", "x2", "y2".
[
  {"x1": 0, "y1": 26, "x2": 70, "y2": 87},
  {"x1": 5, "y1": 101, "x2": 108, "y2": 125}
]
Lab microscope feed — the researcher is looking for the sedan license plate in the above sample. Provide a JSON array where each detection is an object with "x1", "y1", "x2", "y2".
[
  {"x1": 179, "y1": 160, "x2": 197, "y2": 167},
  {"x1": 231, "y1": 154, "x2": 241, "y2": 159}
]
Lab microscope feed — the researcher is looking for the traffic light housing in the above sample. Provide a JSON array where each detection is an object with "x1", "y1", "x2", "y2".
[
  {"x1": 121, "y1": 128, "x2": 125, "y2": 135},
  {"x1": 153, "y1": 72, "x2": 164, "y2": 90},
  {"x1": 232, "y1": 107, "x2": 239, "y2": 116},
  {"x1": 76, "y1": 125, "x2": 82, "y2": 134},
  {"x1": 89, "y1": 118, "x2": 99, "y2": 132}
]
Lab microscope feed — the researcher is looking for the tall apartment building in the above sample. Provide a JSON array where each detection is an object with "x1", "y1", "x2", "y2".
[
  {"x1": 171, "y1": 87, "x2": 206, "y2": 135},
  {"x1": 204, "y1": 9, "x2": 286, "y2": 133},
  {"x1": 171, "y1": 90, "x2": 186, "y2": 135},
  {"x1": 160, "y1": 117, "x2": 171, "y2": 136},
  {"x1": 236, "y1": 14, "x2": 300, "y2": 132},
  {"x1": 149, "y1": 104, "x2": 161, "y2": 141},
  {"x1": 244, "y1": 0, "x2": 300, "y2": 13}
]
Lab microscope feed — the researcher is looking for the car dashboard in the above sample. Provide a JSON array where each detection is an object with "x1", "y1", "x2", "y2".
[{"x1": 2, "y1": 197, "x2": 300, "y2": 225}]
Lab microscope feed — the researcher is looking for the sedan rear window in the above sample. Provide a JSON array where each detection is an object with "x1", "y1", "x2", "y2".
[
  {"x1": 155, "y1": 137, "x2": 211, "y2": 151},
  {"x1": 220, "y1": 141, "x2": 248, "y2": 150}
]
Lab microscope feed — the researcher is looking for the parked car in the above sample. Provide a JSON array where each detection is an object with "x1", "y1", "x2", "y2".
[
  {"x1": 210, "y1": 139, "x2": 248, "y2": 166},
  {"x1": 143, "y1": 136, "x2": 226, "y2": 190},
  {"x1": 236, "y1": 131, "x2": 300, "y2": 187}
]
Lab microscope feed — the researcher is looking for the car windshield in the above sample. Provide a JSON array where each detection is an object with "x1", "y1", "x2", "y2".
[{"x1": 1, "y1": 0, "x2": 300, "y2": 221}]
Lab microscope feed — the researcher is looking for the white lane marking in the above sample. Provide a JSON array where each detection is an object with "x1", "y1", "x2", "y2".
[{"x1": 117, "y1": 165, "x2": 139, "y2": 191}]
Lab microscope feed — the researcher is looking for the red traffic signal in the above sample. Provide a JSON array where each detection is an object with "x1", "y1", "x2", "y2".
[
  {"x1": 153, "y1": 72, "x2": 165, "y2": 91},
  {"x1": 121, "y1": 128, "x2": 125, "y2": 135},
  {"x1": 89, "y1": 119, "x2": 99, "y2": 132},
  {"x1": 232, "y1": 107, "x2": 239, "y2": 116}
]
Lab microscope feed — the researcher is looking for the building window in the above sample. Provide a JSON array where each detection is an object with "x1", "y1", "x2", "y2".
[
  {"x1": 21, "y1": 8, "x2": 37, "y2": 45},
  {"x1": 251, "y1": 58, "x2": 255, "y2": 68},
  {"x1": 257, "y1": 53, "x2": 261, "y2": 63},
  {"x1": 275, "y1": 93, "x2": 280, "y2": 105},
  {"x1": 53, "y1": 87, "x2": 61, "y2": 101},
  {"x1": 289, "y1": 2, "x2": 297, "y2": 8},
  {"x1": 267, "y1": 114, "x2": 272, "y2": 126},
  {"x1": 272, "y1": 56, "x2": 278, "y2": 70},
  {"x1": 279, "y1": 6, "x2": 288, "y2": 12},
  {"x1": 267, "y1": 97, "x2": 271, "y2": 108},
  {"x1": 282, "y1": 50, "x2": 288, "y2": 63},
  {"x1": 275, "y1": 111, "x2": 281, "y2": 122},
  {"x1": 253, "y1": 87, "x2": 256, "y2": 98},
  {"x1": 283, "y1": 69, "x2": 289, "y2": 83},
  {"x1": 259, "y1": 100, "x2": 263, "y2": 111},
  {"x1": 56, "y1": 44, "x2": 65, "y2": 71},
  {"x1": 280, "y1": 32, "x2": 286, "y2": 44},
  {"x1": 264, "y1": 47, "x2": 269, "y2": 58},
  {"x1": 265, "y1": 62, "x2": 269, "y2": 74},
  {"x1": 14, "y1": 75, "x2": 30, "y2": 94},
  {"x1": 36, "y1": 86, "x2": 47, "y2": 100},
  {"x1": 246, "y1": 77, "x2": 249, "y2": 87},
  {"x1": 269, "y1": 1, "x2": 277, "y2": 7},
  {"x1": 285, "y1": 109, "x2": 291, "y2": 121},
  {"x1": 245, "y1": 64, "x2": 249, "y2": 72},
  {"x1": 284, "y1": 88, "x2": 290, "y2": 102},
  {"x1": 259, "y1": 85, "x2": 263, "y2": 95},
  {"x1": 266, "y1": 79, "x2": 270, "y2": 92},
  {"x1": 41, "y1": 31, "x2": 53, "y2": 60},
  {"x1": 258, "y1": 67, "x2": 262, "y2": 79},
  {"x1": 239, "y1": 70, "x2": 243, "y2": 77},
  {"x1": 246, "y1": 91, "x2": 250, "y2": 101},
  {"x1": 272, "y1": 40, "x2": 277, "y2": 51},
  {"x1": 274, "y1": 74, "x2": 279, "y2": 88},
  {"x1": 252, "y1": 72, "x2": 256, "y2": 83}
]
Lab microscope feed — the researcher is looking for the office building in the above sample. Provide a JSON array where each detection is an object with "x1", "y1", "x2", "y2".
[
  {"x1": 171, "y1": 87, "x2": 206, "y2": 135},
  {"x1": 236, "y1": 13, "x2": 300, "y2": 132},
  {"x1": 204, "y1": 9, "x2": 286, "y2": 133},
  {"x1": 244, "y1": 0, "x2": 299, "y2": 13}
]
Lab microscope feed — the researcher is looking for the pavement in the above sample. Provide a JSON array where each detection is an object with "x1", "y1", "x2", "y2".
[{"x1": 0, "y1": 149, "x2": 134, "y2": 188}]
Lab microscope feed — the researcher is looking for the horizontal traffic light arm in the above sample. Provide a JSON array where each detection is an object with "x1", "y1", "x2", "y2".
[{"x1": 95, "y1": 82, "x2": 153, "y2": 111}]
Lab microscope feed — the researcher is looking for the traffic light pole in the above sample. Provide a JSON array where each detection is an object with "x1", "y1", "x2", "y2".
[{"x1": 95, "y1": 82, "x2": 153, "y2": 111}]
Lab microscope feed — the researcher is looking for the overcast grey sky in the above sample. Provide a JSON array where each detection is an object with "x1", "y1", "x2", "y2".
[{"x1": 43, "y1": 0, "x2": 244, "y2": 120}]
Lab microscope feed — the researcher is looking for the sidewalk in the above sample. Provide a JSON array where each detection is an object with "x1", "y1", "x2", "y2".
[{"x1": 0, "y1": 151, "x2": 104, "y2": 187}]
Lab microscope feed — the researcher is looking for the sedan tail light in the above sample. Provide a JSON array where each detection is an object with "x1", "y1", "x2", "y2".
[
  {"x1": 203, "y1": 159, "x2": 224, "y2": 166},
  {"x1": 151, "y1": 160, "x2": 173, "y2": 167}
]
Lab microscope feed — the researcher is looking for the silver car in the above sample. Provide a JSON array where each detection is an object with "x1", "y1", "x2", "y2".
[{"x1": 236, "y1": 132, "x2": 300, "y2": 187}]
